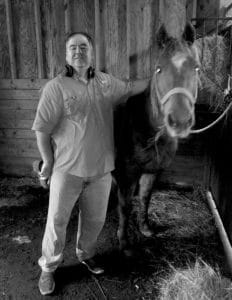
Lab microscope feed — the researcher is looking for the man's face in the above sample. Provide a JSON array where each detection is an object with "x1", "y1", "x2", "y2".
[{"x1": 66, "y1": 34, "x2": 93, "y2": 71}]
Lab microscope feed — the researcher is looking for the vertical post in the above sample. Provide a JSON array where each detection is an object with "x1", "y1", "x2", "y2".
[
  {"x1": 230, "y1": 26, "x2": 232, "y2": 76},
  {"x1": 5, "y1": 0, "x2": 17, "y2": 79},
  {"x1": 64, "y1": 0, "x2": 71, "y2": 36},
  {"x1": 126, "y1": 0, "x2": 130, "y2": 80},
  {"x1": 94, "y1": 0, "x2": 100, "y2": 71},
  {"x1": 33, "y1": 0, "x2": 44, "y2": 78},
  {"x1": 191, "y1": 0, "x2": 197, "y2": 26}
]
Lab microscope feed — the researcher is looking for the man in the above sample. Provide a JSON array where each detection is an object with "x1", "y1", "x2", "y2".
[{"x1": 32, "y1": 32, "x2": 150, "y2": 296}]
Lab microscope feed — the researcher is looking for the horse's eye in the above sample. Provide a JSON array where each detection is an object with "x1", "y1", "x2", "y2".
[
  {"x1": 195, "y1": 66, "x2": 200, "y2": 72},
  {"x1": 156, "y1": 67, "x2": 162, "y2": 74}
]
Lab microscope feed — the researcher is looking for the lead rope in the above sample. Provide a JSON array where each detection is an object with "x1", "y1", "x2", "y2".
[
  {"x1": 190, "y1": 100, "x2": 232, "y2": 133},
  {"x1": 190, "y1": 75, "x2": 232, "y2": 134}
]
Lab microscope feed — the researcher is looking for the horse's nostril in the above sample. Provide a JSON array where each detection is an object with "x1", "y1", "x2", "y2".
[
  {"x1": 187, "y1": 117, "x2": 193, "y2": 127},
  {"x1": 167, "y1": 114, "x2": 177, "y2": 128},
  {"x1": 167, "y1": 114, "x2": 193, "y2": 129}
]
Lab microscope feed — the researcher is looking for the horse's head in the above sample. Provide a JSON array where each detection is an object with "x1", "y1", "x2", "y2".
[{"x1": 151, "y1": 23, "x2": 200, "y2": 138}]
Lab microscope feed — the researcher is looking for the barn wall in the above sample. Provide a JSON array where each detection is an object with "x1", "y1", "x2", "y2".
[
  {"x1": 204, "y1": 112, "x2": 232, "y2": 243},
  {"x1": 0, "y1": 0, "x2": 205, "y2": 184}
]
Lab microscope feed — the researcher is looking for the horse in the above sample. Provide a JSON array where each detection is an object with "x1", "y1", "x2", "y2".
[{"x1": 113, "y1": 22, "x2": 200, "y2": 256}]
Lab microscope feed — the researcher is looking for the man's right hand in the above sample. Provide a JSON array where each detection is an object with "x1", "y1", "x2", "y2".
[
  {"x1": 39, "y1": 161, "x2": 53, "y2": 179},
  {"x1": 39, "y1": 161, "x2": 53, "y2": 189},
  {"x1": 35, "y1": 131, "x2": 54, "y2": 189}
]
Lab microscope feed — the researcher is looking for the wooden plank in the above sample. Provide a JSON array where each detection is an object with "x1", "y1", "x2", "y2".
[
  {"x1": 160, "y1": 0, "x2": 186, "y2": 38},
  {"x1": 0, "y1": 90, "x2": 40, "y2": 99},
  {"x1": 94, "y1": 0, "x2": 100, "y2": 70},
  {"x1": 104, "y1": 0, "x2": 128, "y2": 78},
  {"x1": 186, "y1": 0, "x2": 197, "y2": 22},
  {"x1": 11, "y1": 0, "x2": 37, "y2": 78},
  {"x1": 0, "y1": 99, "x2": 38, "y2": 110},
  {"x1": 99, "y1": 0, "x2": 106, "y2": 71},
  {"x1": 129, "y1": 0, "x2": 153, "y2": 79},
  {"x1": 0, "y1": 79, "x2": 48, "y2": 89},
  {"x1": 0, "y1": 109, "x2": 36, "y2": 121},
  {"x1": 0, "y1": 156, "x2": 40, "y2": 176},
  {"x1": 50, "y1": 0, "x2": 66, "y2": 77},
  {"x1": 150, "y1": 0, "x2": 160, "y2": 73},
  {"x1": 41, "y1": 0, "x2": 65, "y2": 78},
  {"x1": 33, "y1": 0, "x2": 45, "y2": 78},
  {"x1": 64, "y1": 0, "x2": 71, "y2": 35},
  {"x1": 0, "y1": 138, "x2": 39, "y2": 157},
  {"x1": 0, "y1": 118, "x2": 33, "y2": 129},
  {"x1": 126, "y1": 0, "x2": 130, "y2": 77},
  {"x1": 0, "y1": 128, "x2": 35, "y2": 139},
  {"x1": 71, "y1": 0, "x2": 95, "y2": 38},
  {"x1": 0, "y1": 0, "x2": 11, "y2": 78},
  {"x1": 5, "y1": 0, "x2": 17, "y2": 78}
]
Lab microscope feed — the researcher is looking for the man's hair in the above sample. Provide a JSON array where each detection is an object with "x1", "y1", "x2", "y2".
[
  {"x1": 65, "y1": 31, "x2": 93, "y2": 48},
  {"x1": 63, "y1": 31, "x2": 95, "y2": 79}
]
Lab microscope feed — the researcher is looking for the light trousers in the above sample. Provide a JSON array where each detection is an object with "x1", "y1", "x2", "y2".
[{"x1": 38, "y1": 171, "x2": 112, "y2": 272}]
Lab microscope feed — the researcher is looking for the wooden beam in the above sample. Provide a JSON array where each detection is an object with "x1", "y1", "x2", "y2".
[
  {"x1": 0, "y1": 90, "x2": 39, "y2": 100},
  {"x1": 94, "y1": 0, "x2": 100, "y2": 70},
  {"x1": 0, "y1": 156, "x2": 40, "y2": 176},
  {"x1": 5, "y1": 0, "x2": 17, "y2": 79},
  {"x1": 64, "y1": 0, "x2": 71, "y2": 36},
  {"x1": 0, "y1": 79, "x2": 48, "y2": 89},
  {"x1": 0, "y1": 138, "x2": 39, "y2": 158},
  {"x1": 0, "y1": 129, "x2": 35, "y2": 139},
  {"x1": 0, "y1": 100, "x2": 38, "y2": 110},
  {"x1": 33, "y1": 0, "x2": 45, "y2": 78}
]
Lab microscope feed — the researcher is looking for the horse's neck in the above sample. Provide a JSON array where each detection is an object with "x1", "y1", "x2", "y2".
[{"x1": 146, "y1": 94, "x2": 164, "y2": 136}]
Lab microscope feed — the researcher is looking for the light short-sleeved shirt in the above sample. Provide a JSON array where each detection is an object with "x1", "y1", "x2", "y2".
[{"x1": 32, "y1": 71, "x2": 132, "y2": 177}]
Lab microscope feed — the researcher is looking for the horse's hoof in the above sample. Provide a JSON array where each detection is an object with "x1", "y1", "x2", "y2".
[{"x1": 140, "y1": 224, "x2": 154, "y2": 237}]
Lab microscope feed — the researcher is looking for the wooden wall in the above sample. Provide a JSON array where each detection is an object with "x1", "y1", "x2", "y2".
[
  {"x1": 204, "y1": 111, "x2": 232, "y2": 243},
  {"x1": 0, "y1": 0, "x2": 206, "y2": 183}
]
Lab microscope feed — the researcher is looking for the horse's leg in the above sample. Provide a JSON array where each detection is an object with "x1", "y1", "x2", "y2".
[
  {"x1": 117, "y1": 184, "x2": 136, "y2": 256},
  {"x1": 138, "y1": 173, "x2": 156, "y2": 237}
]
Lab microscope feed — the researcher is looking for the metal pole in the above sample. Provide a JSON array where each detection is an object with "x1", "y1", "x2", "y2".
[{"x1": 206, "y1": 191, "x2": 232, "y2": 275}]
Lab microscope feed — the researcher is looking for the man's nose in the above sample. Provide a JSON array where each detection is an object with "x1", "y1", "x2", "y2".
[{"x1": 75, "y1": 46, "x2": 81, "y2": 54}]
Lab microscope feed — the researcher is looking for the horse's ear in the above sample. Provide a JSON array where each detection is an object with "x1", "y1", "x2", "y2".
[
  {"x1": 182, "y1": 22, "x2": 196, "y2": 45},
  {"x1": 156, "y1": 24, "x2": 171, "y2": 49}
]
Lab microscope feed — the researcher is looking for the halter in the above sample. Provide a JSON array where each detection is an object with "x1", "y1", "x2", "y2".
[
  {"x1": 154, "y1": 68, "x2": 232, "y2": 134},
  {"x1": 153, "y1": 68, "x2": 198, "y2": 110}
]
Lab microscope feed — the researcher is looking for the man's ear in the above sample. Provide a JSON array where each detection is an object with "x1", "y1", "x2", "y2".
[{"x1": 182, "y1": 22, "x2": 196, "y2": 45}]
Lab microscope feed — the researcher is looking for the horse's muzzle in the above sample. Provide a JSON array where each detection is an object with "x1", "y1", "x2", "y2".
[{"x1": 166, "y1": 111, "x2": 195, "y2": 138}]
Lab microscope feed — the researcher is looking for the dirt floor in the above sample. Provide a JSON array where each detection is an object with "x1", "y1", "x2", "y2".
[{"x1": 0, "y1": 176, "x2": 228, "y2": 300}]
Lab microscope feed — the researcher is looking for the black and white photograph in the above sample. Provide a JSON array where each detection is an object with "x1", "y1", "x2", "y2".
[{"x1": 1, "y1": 0, "x2": 232, "y2": 299}]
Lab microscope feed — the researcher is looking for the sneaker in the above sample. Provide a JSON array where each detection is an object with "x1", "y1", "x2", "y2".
[
  {"x1": 32, "y1": 160, "x2": 49, "y2": 190},
  {"x1": 38, "y1": 271, "x2": 55, "y2": 296},
  {"x1": 81, "y1": 258, "x2": 104, "y2": 275}
]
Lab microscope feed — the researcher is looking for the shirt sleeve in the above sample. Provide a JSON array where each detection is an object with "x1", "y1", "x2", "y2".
[
  {"x1": 108, "y1": 74, "x2": 132, "y2": 106},
  {"x1": 32, "y1": 80, "x2": 63, "y2": 134}
]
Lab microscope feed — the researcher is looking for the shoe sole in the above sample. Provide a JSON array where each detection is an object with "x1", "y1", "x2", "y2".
[{"x1": 81, "y1": 261, "x2": 104, "y2": 275}]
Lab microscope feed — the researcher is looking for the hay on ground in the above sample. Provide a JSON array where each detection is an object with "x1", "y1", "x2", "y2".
[
  {"x1": 158, "y1": 259, "x2": 232, "y2": 300},
  {"x1": 147, "y1": 186, "x2": 215, "y2": 239}
]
